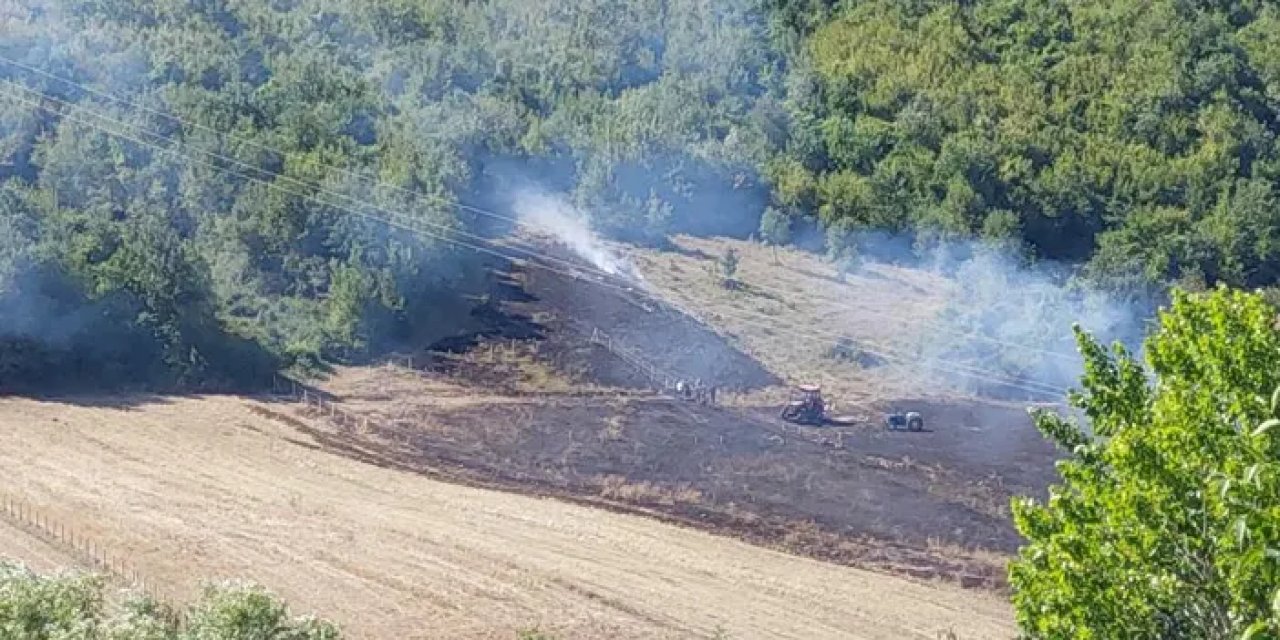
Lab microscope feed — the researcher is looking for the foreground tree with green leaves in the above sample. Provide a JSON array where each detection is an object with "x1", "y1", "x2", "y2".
[
  {"x1": 1012, "y1": 287, "x2": 1280, "y2": 638},
  {"x1": 0, "y1": 562, "x2": 338, "y2": 640}
]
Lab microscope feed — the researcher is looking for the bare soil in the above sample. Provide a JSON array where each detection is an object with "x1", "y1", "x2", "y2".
[{"x1": 0, "y1": 395, "x2": 1015, "y2": 640}]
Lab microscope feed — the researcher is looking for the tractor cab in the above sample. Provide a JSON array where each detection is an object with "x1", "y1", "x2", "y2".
[
  {"x1": 781, "y1": 385, "x2": 826, "y2": 425},
  {"x1": 795, "y1": 385, "x2": 823, "y2": 406}
]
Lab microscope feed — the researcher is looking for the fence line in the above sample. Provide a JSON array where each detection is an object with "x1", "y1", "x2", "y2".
[
  {"x1": 0, "y1": 331, "x2": 710, "y2": 633},
  {"x1": 266, "y1": 329, "x2": 698, "y2": 447},
  {"x1": 373, "y1": 324, "x2": 699, "y2": 399},
  {"x1": 586, "y1": 326, "x2": 682, "y2": 392},
  {"x1": 265, "y1": 322, "x2": 720, "y2": 439},
  {"x1": 368, "y1": 326, "x2": 692, "y2": 397},
  {"x1": 272, "y1": 374, "x2": 373, "y2": 437},
  {"x1": 0, "y1": 493, "x2": 187, "y2": 624}
]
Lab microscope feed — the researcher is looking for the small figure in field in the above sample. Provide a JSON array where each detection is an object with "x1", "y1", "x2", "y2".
[
  {"x1": 675, "y1": 379, "x2": 690, "y2": 400},
  {"x1": 702, "y1": 379, "x2": 716, "y2": 405},
  {"x1": 676, "y1": 378, "x2": 716, "y2": 405}
]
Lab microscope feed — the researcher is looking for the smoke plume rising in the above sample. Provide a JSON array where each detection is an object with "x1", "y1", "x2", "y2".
[{"x1": 509, "y1": 186, "x2": 635, "y2": 280}]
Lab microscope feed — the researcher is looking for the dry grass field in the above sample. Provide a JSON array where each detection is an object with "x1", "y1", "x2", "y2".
[
  {"x1": 621, "y1": 235, "x2": 957, "y2": 405},
  {"x1": 0, "y1": 395, "x2": 1015, "y2": 640},
  {"x1": 263, "y1": 233, "x2": 1062, "y2": 597},
  {"x1": 0, "y1": 518, "x2": 81, "y2": 575}
]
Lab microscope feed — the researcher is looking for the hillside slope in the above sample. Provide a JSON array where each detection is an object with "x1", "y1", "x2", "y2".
[
  {"x1": 619, "y1": 235, "x2": 1060, "y2": 488},
  {"x1": 0, "y1": 395, "x2": 1014, "y2": 640}
]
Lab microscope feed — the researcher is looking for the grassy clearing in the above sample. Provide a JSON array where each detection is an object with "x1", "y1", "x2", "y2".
[{"x1": 623, "y1": 235, "x2": 955, "y2": 407}]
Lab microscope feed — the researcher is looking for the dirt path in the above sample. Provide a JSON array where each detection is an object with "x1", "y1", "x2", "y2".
[{"x1": 0, "y1": 395, "x2": 1013, "y2": 639}]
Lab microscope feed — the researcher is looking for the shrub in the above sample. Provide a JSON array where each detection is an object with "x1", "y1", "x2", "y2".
[
  {"x1": 0, "y1": 563, "x2": 340, "y2": 640},
  {"x1": 719, "y1": 248, "x2": 741, "y2": 289}
]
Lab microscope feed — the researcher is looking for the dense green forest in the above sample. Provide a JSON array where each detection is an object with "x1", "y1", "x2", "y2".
[
  {"x1": 0, "y1": 0, "x2": 786, "y2": 388},
  {"x1": 2, "y1": 0, "x2": 1279, "y2": 387},
  {"x1": 788, "y1": 0, "x2": 1280, "y2": 293}
]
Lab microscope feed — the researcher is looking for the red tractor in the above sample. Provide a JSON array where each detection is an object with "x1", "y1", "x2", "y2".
[
  {"x1": 780, "y1": 385, "x2": 828, "y2": 425},
  {"x1": 779, "y1": 385, "x2": 876, "y2": 428}
]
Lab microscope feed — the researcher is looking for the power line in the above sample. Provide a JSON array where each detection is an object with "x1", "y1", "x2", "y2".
[
  {"x1": 0, "y1": 54, "x2": 1083, "y2": 363},
  {"x1": 0, "y1": 84, "x2": 1068, "y2": 398},
  {"x1": 0, "y1": 83, "x2": 1069, "y2": 398},
  {"x1": 0, "y1": 79, "x2": 615, "y2": 280},
  {"x1": 0, "y1": 87, "x2": 547, "y2": 273},
  {"x1": 0, "y1": 53, "x2": 528, "y2": 228}
]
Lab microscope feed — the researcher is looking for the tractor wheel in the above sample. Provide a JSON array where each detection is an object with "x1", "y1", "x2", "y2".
[{"x1": 907, "y1": 416, "x2": 924, "y2": 432}]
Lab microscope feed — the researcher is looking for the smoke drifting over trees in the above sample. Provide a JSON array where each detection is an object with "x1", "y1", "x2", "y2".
[{"x1": 0, "y1": 0, "x2": 782, "y2": 389}]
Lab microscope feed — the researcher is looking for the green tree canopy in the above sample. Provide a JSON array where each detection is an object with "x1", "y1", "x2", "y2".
[
  {"x1": 1012, "y1": 287, "x2": 1280, "y2": 638},
  {"x1": 0, "y1": 0, "x2": 788, "y2": 389},
  {"x1": 787, "y1": 0, "x2": 1280, "y2": 290},
  {"x1": 7, "y1": 0, "x2": 1280, "y2": 391}
]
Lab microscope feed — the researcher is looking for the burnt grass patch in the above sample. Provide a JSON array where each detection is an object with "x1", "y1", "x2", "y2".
[{"x1": 297, "y1": 242, "x2": 1057, "y2": 592}]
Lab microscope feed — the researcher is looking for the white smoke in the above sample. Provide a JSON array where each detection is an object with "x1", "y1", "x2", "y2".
[
  {"x1": 511, "y1": 186, "x2": 633, "y2": 279},
  {"x1": 907, "y1": 243, "x2": 1151, "y2": 399}
]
